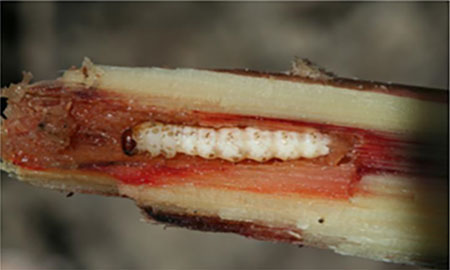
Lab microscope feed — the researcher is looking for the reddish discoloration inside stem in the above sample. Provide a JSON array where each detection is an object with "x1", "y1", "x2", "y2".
[
  {"x1": 1, "y1": 82, "x2": 444, "y2": 200},
  {"x1": 80, "y1": 156, "x2": 358, "y2": 199}
]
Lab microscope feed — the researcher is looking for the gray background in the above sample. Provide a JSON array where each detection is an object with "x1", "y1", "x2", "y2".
[{"x1": 1, "y1": 2, "x2": 448, "y2": 269}]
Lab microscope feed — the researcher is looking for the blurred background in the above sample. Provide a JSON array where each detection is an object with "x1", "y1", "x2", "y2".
[{"x1": 1, "y1": 2, "x2": 448, "y2": 269}]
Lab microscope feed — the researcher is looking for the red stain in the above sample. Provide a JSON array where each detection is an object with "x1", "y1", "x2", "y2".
[
  {"x1": 82, "y1": 155, "x2": 358, "y2": 199},
  {"x1": 88, "y1": 162, "x2": 191, "y2": 185}
]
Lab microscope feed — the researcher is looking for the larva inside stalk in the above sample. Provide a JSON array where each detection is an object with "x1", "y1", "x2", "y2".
[
  {"x1": 129, "y1": 122, "x2": 331, "y2": 162},
  {"x1": 1, "y1": 58, "x2": 448, "y2": 268}
]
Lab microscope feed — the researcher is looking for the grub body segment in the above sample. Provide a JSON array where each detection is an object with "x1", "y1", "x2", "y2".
[{"x1": 133, "y1": 122, "x2": 330, "y2": 162}]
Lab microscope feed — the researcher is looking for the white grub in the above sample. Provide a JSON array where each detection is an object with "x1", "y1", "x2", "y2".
[{"x1": 133, "y1": 122, "x2": 330, "y2": 162}]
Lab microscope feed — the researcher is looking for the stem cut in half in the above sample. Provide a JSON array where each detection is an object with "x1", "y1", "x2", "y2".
[{"x1": 1, "y1": 58, "x2": 448, "y2": 267}]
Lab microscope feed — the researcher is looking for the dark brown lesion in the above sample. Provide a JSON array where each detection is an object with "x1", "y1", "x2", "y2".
[{"x1": 141, "y1": 206, "x2": 304, "y2": 244}]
